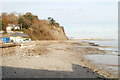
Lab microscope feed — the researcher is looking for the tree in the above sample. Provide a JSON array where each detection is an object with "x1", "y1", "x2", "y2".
[
  {"x1": 24, "y1": 12, "x2": 34, "y2": 21},
  {"x1": 48, "y1": 17, "x2": 52, "y2": 20},
  {"x1": 1, "y1": 13, "x2": 8, "y2": 31},
  {"x1": 7, "y1": 13, "x2": 18, "y2": 24},
  {"x1": 18, "y1": 18, "x2": 24, "y2": 24},
  {"x1": 47, "y1": 17, "x2": 56, "y2": 25},
  {"x1": 18, "y1": 17, "x2": 31, "y2": 29},
  {"x1": 51, "y1": 18, "x2": 56, "y2": 25},
  {"x1": 24, "y1": 14, "x2": 33, "y2": 21}
]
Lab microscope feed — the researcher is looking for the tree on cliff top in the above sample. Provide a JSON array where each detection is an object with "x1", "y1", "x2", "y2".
[
  {"x1": 47, "y1": 17, "x2": 56, "y2": 26},
  {"x1": 18, "y1": 12, "x2": 35, "y2": 29}
]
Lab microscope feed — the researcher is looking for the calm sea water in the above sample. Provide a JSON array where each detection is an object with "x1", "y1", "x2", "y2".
[
  {"x1": 82, "y1": 39, "x2": 118, "y2": 55},
  {"x1": 81, "y1": 39, "x2": 119, "y2": 76},
  {"x1": 85, "y1": 39, "x2": 118, "y2": 47}
]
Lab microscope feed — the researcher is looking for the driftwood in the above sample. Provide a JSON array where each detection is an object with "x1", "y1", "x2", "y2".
[{"x1": 0, "y1": 43, "x2": 21, "y2": 48}]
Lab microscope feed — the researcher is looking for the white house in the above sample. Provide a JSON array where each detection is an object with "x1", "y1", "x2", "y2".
[
  {"x1": 14, "y1": 26, "x2": 20, "y2": 30},
  {"x1": 6, "y1": 26, "x2": 13, "y2": 31},
  {"x1": 6, "y1": 24, "x2": 21, "y2": 33}
]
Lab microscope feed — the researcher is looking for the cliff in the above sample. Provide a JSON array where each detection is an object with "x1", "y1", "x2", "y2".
[
  {"x1": 1, "y1": 12, "x2": 68, "y2": 40},
  {"x1": 24, "y1": 20, "x2": 68, "y2": 40}
]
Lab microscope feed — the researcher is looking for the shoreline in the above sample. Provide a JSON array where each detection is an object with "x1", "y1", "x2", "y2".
[{"x1": 1, "y1": 40, "x2": 118, "y2": 78}]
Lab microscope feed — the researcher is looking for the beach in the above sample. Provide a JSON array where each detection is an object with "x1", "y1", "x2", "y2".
[
  {"x1": 0, "y1": 0, "x2": 118, "y2": 79},
  {"x1": 0, "y1": 40, "x2": 118, "y2": 78}
]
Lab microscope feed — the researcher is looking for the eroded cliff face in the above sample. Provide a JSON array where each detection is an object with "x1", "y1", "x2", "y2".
[
  {"x1": 24, "y1": 20, "x2": 68, "y2": 40},
  {"x1": 49, "y1": 26, "x2": 68, "y2": 40}
]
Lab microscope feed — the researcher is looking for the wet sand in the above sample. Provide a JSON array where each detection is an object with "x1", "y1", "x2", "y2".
[{"x1": 0, "y1": 40, "x2": 118, "y2": 78}]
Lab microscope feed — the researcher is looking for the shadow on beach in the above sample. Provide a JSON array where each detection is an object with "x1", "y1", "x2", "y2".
[{"x1": 1, "y1": 64, "x2": 105, "y2": 78}]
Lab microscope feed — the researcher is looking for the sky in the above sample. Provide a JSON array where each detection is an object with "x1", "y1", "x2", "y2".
[{"x1": 0, "y1": 0, "x2": 119, "y2": 39}]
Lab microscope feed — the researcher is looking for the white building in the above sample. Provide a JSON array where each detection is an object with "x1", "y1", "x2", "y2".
[
  {"x1": 14, "y1": 26, "x2": 20, "y2": 30},
  {"x1": 6, "y1": 24, "x2": 21, "y2": 33},
  {"x1": 10, "y1": 32, "x2": 31, "y2": 42},
  {"x1": 6, "y1": 26, "x2": 13, "y2": 31}
]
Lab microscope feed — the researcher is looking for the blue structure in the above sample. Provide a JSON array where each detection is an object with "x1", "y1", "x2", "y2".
[{"x1": 1, "y1": 38, "x2": 10, "y2": 43}]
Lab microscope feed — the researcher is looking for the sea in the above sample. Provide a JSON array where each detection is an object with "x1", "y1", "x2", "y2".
[
  {"x1": 82, "y1": 39, "x2": 118, "y2": 55},
  {"x1": 78, "y1": 39, "x2": 119, "y2": 76}
]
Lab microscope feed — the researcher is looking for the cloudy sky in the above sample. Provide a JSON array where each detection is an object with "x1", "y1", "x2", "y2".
[{"x1": 0, "y1": 0, "x2": 119, "y2": 39}]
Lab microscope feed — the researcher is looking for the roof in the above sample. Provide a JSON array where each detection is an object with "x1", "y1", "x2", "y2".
[
  {"x1": 8, "y1": 24, "x2": 20, "y2": 26},
  {"x1": 10, "y1": 32, "x2": 29, "y2": 37},
  {"x1": 7, "y1": 24, "x2": 20, "y2": 28}
]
